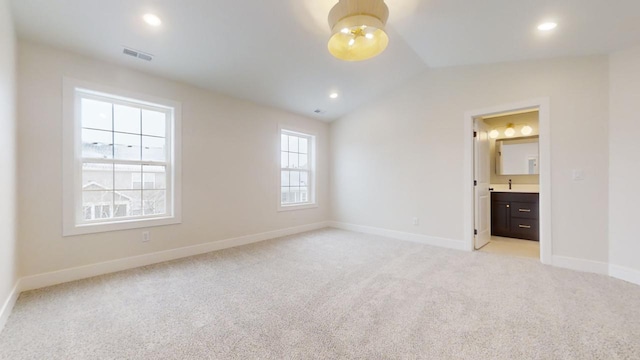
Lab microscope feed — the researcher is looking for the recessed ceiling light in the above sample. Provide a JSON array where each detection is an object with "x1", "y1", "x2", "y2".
[
  {"x1": 537, "y1": 22, "x2": 557, "y2": 31},
  {"x1": 329, "y1": 93, "x2": 339, "y2": 99},
  {"x1": 143, "y1": 14, "x2": 162, "y2": 27}
]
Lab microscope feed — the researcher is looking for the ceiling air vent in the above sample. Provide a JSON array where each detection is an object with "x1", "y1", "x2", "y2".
[{"x1": 122, "y1": 47, "x2": 154, "y2": 62}]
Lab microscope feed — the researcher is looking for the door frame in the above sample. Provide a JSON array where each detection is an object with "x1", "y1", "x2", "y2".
[{"x1": 463, "y1": 98, "x2": 552, "y2": 264}]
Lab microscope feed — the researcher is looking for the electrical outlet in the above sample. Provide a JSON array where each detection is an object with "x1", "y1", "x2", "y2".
[
  {"x1": 412, "y1": 217, "x2": 419, "y2": 226},
  {"x1": 142, "y1": 231, "x2": 150, "y2": 242}
]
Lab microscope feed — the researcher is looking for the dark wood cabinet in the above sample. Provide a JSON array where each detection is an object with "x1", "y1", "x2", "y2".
[{"x1": 491, "y1": 192, "x2": 539, "y2": 241}]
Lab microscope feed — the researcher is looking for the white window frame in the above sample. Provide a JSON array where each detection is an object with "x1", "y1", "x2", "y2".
[
  {"x1": 278, "y1": 126, "x2": 317, "y2": 211},
  {"x1": 63, "y1": 78, "x2": 182, "y2": 236}
]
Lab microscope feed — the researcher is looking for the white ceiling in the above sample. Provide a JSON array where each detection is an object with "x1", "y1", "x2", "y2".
[{"x1": 10, "y1": 0, "x2": 640, "y2": 121}]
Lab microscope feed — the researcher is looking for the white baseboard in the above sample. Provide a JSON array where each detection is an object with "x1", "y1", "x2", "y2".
[
  {"x1": 0, "y1": 281, "x2": 20, "y2": 333},
  {"x1": 19, "y1": 221, "x2": 329, "y2": 292},
  {"x1": 328, "y1": 221, "x2": 467, "y2": 251},
  {"x1": 551, "y1": 255, "x2": 609, "y2": 275},
  {"x1": 609, "y1": 264, "x2": 640, "y2": 286}
]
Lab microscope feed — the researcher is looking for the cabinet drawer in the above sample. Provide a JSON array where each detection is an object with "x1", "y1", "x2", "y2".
[
  {"x1": 511, "y1": 202, "x2": 539, "y2": 219},
  {"x1": 510, "y1": 219, "x2": 539, "y2": 241}
]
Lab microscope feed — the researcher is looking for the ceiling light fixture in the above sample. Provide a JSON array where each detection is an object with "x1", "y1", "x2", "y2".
[
  {"x1": 329, "y1": 92, "x2": 339, "y2": 99},
  {"x1": 327, "y1": 0, "x2": 389, "y2": 61},
  {"x1": 143, "y1": 14, "x2": 162, "y2": 27},
  {"x1": 537, "y1": 22, "x2": 557, "y2": 31}
]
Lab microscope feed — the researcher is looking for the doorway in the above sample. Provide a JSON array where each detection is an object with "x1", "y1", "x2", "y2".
[{"x1": 463, "y1": 99, "x2": 552, "y2": 264}]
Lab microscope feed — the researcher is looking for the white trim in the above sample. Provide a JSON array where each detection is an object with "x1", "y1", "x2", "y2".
[
  {"x1": 278, "y1": 203, "x2": 319, "y2": 212},
  {"x1": 328, "y1": 221, "x2": 467, "y2": 251},
  {"x1": 609, "y1": 264, "x2": 640, "y2": 286},
  {"x1": 62, "y1": 77, "x2": 183, "y2": 236},
  {"x1": 463, "y1": 98, "x2": 552, "y2": 264},
  {"x1": 0, "y1": 282, "x2": 20, "y2": 333},
  {"x1": 19, "y1": 222, "x2": 329, "y2": 292},
  {"x1": 551, "y1": 255, "x2": 609, "y2": 275}
]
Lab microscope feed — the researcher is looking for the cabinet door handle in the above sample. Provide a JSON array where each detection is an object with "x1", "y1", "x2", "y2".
[
  {"x1": 519, "y1": 208, "x2": 531, "y2": 212},
  {"x1": 519, "y1": 225, "x2": 531, "y2": 229}
]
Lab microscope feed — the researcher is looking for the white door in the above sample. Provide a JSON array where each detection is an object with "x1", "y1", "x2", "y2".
[{"x1": 474, "y1": 120, "x2": 491, "y2": 249}]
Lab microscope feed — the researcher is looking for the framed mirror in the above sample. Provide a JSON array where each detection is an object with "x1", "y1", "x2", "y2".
[{"x1": 496, "y1": 136, "x2": 539, "y2": 175}]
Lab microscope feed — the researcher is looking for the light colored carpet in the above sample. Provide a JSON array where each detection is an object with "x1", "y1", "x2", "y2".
[{"x1": 1, "y1": 228, "x2": 639, "y2": 359}]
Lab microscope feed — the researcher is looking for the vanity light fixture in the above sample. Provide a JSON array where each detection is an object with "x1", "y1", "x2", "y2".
[
  {"x1": 489, "y1": 123, "x2": 534, "y2": 138},
  {"x1": 521, "y1": 125, "x2": 533, "y2": 136},
  {"x1": 327, "y1": 0, "x2": 390, "y2": 61},
  {"x1": 504, "y1": 123, "x2": 516, "y2": 137}
]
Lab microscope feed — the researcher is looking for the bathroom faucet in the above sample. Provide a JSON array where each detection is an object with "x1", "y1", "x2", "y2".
[{"x1": 509, "y1": 179, "x2": 512, "y2": 190}]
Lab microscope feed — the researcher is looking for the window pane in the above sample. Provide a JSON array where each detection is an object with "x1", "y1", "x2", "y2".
[
  {"x1": 281, "y1": 134, "x2": 288, "y2": 152},
  {"x1": 144, "y1": 165, "x2": 165, "y2": 190},
  {"x1": 299, "y1": 153, "x2": 308, "y2": 169},
  {"x1": 114, "y1": 132, "x2": 141, "y2": 161},
  {"x1": 142, "y1": 109, "x2": 166, "y2": 137},
  {"x1": 115, "y1": 190, "x2": 142, "y2": 218},
  {"x1": 289, "y1": 136, "x2": 299, "y2": 152},
  {"x1": 142, "y1": 136, "x2": 166, "y2": 162},
  {"x1": 300, "y1": 172, "x2": 309, "y2": 187},
  {"x1": 83, "y1": 163, "x2": 113, "y2": 190},
  {"x1": 82, "y1": 129, "x2": 113, "y2": 159},
  {"x1": 81, "y1": 98, "x2": 112, "y2": 131},
  {"x1": 113, "y1": 202, "x2": 129, "y2": 218},
  {"x1": 115, "y1": 164, "x2": 142, "y2": 190},
  {"x1": 114, "y1": 104, "x2": 141, "y2": 134},
  {"x1": 82, "y1": 191, "x2": 113, "y2": 221},
  {"x1": 83, "y1": 206, "x2": 92, "y2": 220},
  {"x1": 289, "y1": 152, "x2": 299, "y2": 168},
  {"x1": 300, "y1": 187, "x2": 309, "y2": 203},
  {"x1": 281, "y1": 187, "x2": 293, "y2": 205},
  {"x1": 290, "y1": 187, "x2": 301, "y2": 203},
  {"x1": 290, "y1": 171, "x2": 300, "y2": 187},
  {"x1": 281, "y1": 171, "x2": 290, "y2": 186},
  {"x1": 281, "y1": 152, "x2": 288, "y2": 168},
  {"x1": 143, "y1": 190, "x2": 166, "y2": 215},
  {"x1": 299, "y1": 138, "x2": 308, "y2": 154}
]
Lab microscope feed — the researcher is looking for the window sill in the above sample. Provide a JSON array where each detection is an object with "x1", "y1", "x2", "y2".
[
  {"x1": 63, "y1": 215, "x2": 181, "y2": 237},
  {"x1": 278, "y1": 203, "x2": 318, "y2": 212}
]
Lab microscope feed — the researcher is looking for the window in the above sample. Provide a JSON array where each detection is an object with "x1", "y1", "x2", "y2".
[
  {"x1": 280, "y1": 129, "x2": 316, "y2": 210},
  {"x1": 63, "y1": 79, "x2": 182, "y2": 236}
]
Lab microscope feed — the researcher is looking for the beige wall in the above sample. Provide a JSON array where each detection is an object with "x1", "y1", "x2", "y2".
[
  {"x1": 609, "y1": 45, "x2": 640, "y2": 275},
  {"x1": 330, "y1": 56, "x2": 609, "y2": 263},
  {"x1": 17, "y1": 41, "x2": 330, "y2": 277},
  {"x1": 0, "y1": 0, "x2": 17, "y2": 308},
  {"x1": 483, "y1": 112, "x2": 540, "y2": 185}
]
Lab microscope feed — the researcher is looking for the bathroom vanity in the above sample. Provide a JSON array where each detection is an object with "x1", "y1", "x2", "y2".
[{"x1": 491, "y1": 191, "x2": 539, "y2": 241}]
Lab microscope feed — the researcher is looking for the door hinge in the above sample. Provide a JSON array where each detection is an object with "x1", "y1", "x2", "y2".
[
  {"x1": 473, "y1": 131, "x2": 477, "y2": 138},
  {"x1": 474, "y1": 180, "x2": 477, "y2": 186},
  {"x1": 474, "y1": 229, "x2": 478, "y2": 236}
]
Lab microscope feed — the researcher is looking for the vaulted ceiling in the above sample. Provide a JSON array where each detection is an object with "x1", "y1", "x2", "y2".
[{"x1": 11, "y1": 0, "x2": 640, "y2": 121}]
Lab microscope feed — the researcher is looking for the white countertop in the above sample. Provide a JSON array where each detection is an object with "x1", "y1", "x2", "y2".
[{"x1": 490, "y1": 184, "x2": 539, "y2": 193}]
